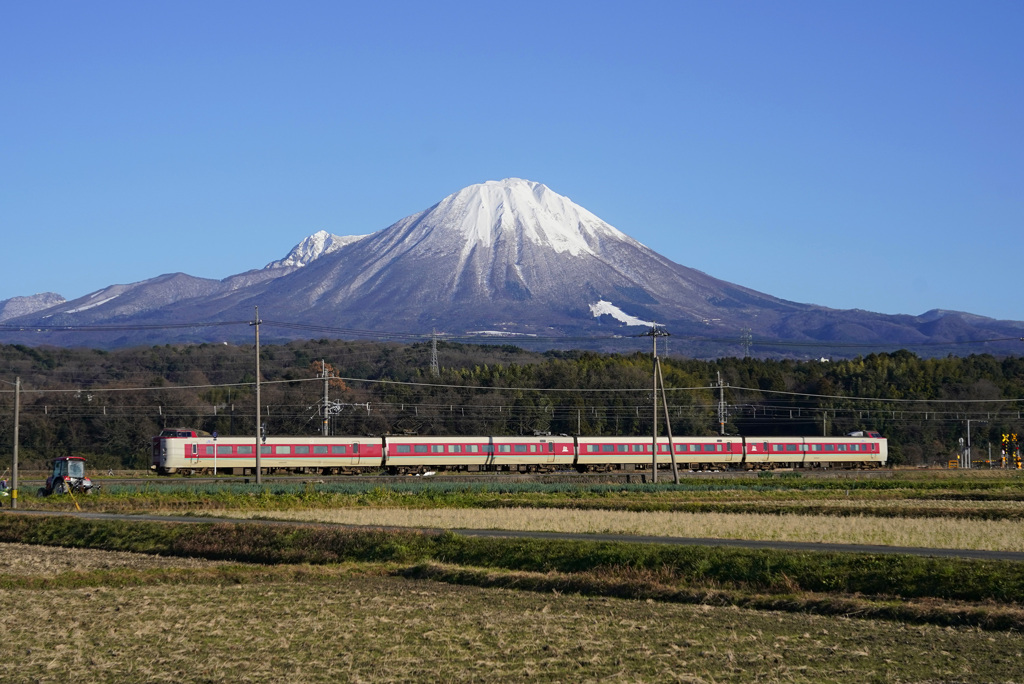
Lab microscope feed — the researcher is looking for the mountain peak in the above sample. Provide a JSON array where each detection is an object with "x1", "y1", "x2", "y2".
[
  {"x1": 265, "y1": 230, "x2": 368, "y2": 269},
  {"x1": 423, "y1": 178, "x2": 640, "y2": 257}
]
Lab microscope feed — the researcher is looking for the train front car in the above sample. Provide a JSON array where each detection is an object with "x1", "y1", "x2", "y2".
[
  {"x1": 151, "y1": 428, "x2": 212, "y2": 474},
  {"x1": 806, "y1": 431, "x2": 888, "y2": 468},
  {"x1": 383, "y1": 434, "x2": 576, "y2": 474},
  {"x1": 151, "y1": 429, "x2": 386, "y2": 475},
  {"x1": 744, "y1": 432, "x2": 888, "y2": 470},
  {"x1": 575, "y1": 435, "x2": 743, "y2": 472}
]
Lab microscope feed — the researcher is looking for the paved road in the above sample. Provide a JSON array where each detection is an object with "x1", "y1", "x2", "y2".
[{"x1": 6, "y1": 509, "x2": 1024, "y2": 562}]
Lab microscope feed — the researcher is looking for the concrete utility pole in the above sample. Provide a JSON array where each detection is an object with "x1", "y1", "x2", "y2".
[
  {"x1": 322, "y1": 360, "x2": 330, "y2": 437},
  {"x1": 642, "y1": 325, "x2": 677, "y2": 484},
  {"x1": 12, "y1": 377, "x2": 19, "y2": 509},
  {"x1": 430, "y1": 331, "x2": 439, "y2": 377},
  {"x1": 250, "y1": 307, "x2": 262, "y2": 485},
  {"x1": 717, "y1": 371, "x2": 727, "y2": 436}
]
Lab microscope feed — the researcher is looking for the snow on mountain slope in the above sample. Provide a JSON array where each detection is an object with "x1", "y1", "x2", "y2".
[
  {"x1": 264, "y1": 230, "x2": 369, "y2": 269},
  {"x1": 4, "y1": 177, "x2": 1021, "y2": 355},
  {"x1": 0, "y1": 293, "x2": 66, "y2": 322}
]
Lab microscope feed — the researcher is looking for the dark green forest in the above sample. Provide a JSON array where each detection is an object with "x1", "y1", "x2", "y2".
[{"x1": 1, "y1": 340, "x2": 1023, "y2": 470}]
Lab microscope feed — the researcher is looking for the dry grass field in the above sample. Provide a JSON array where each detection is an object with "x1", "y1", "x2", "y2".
[
  {"x1": 1, "y1": 543, "x2": 1023, "y2": 683},
  {"x1": 7, "y1": 473, "x2": 1024, "y2": 681},
  {"x1": 189, "y1": 506, "x2": 1024, "y2": 552}
]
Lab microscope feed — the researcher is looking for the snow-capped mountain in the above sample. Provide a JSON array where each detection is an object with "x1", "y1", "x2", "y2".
[
  {"x1": 1, "y1": 178, "x2": 1021, "y2": 355},
  {"x1": 0, "y1": 292, "x2": 66, "y2": 322},
  {"x1": 264, "y1": 230, "x2": 368, "y2": 269}
]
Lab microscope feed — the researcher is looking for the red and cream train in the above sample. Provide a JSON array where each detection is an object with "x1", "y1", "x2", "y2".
[{"x1": 151, "y1": 428, "x2": 887, "y2": 475}]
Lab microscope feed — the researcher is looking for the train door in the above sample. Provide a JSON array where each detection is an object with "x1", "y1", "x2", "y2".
[{"x1": 351, "y1": 442, "x2": 360, "y2": 466}]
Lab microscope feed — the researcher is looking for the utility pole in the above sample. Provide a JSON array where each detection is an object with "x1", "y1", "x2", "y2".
[
  {"x1": 657, "y1": 355, "x2": 679, "y2": 484},
  {"x1": 717, "y1": 371, "x2": 727, "y2": 436},
  {"x1": 12, "y1": 377, "x2": 19, "y2": 509},
  {"x1": 430, "y1": 331, "x2": 439, "y2": 377},
  {"x1": 322, "y1": 360, "x2": 330, "y2": 437},
  {"x1": 250, "y1": 307, "x2": 262, "y2": 485},
  {"x1": 642, "y1": 325, "x2": 677, "y2": 483},
  {"x1": 966, "y1": 419, "x2": 971, "y2": 469}
]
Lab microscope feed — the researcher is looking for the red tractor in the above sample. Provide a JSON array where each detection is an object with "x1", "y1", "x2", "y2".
[{"x1": 39, "y1": 456, "x2": 100, "y2": 496}]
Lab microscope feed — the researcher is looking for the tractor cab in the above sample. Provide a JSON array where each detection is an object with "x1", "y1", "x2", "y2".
[{"x1": 41, "y1": 456, "x2": 99, "y2": 496}]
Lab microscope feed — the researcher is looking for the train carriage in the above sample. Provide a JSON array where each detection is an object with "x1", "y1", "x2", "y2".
[
  {"x1": 744, "y1": 437, "x2": 806, "y2": 466},
  {"x1": 803, "y1": 434, "x2": 887, "y2": 468},
  {"x1": 575, "y1": 435, "x2": 743, "y2": 469},
  {"x1": 151, "y1": 428, "x2": 887, "y2": 475},
  {"x1": 383, "y1": 434, "x2": 576, "y2": 473}
]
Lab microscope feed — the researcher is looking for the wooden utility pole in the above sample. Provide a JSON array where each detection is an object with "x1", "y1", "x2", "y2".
[{"x1": 250, "y1": 307, "x2": 262, "y2": 485}]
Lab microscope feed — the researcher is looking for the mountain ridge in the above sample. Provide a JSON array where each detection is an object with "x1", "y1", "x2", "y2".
[{"x1": 1, "y1": 178, "x2": 1021, "y2": 357}]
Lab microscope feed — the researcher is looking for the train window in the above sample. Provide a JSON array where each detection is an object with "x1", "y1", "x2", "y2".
[
  {"x1": 786, "y1": 444, "x2": 797, "y2": 452},
  {"x1": 331, "y1": 445, "x2": 347, "y2": 454},
  {"x1": 838, "y1": 445, "x2": 847, "y2": 451},
  {"x1": 432, "y1": 445, "x2": 444, "y2": 453},
  {"x1": 530, "y1": 445, "x2": 538, "y2": 453},
  {"x1": 634, "y1": 445, "x2": 646, "y2": 452},
  {"x1": 238, "y1": 446, "x2": 253, "y2": 455},
  {"x1": 811, "y1": 444, "x2": 821, "y2": 452},
  {"x1": 294, "y1": 446, "x2": 310, "y2": 454},
  {"x1": 586, "y1": 445, "x2": 597, "y2": 453},
  {"x1": 353, "y1": 443, "x2": 360, "y2": 454},
  {"x1": 825, "y1": 444, "x2": 835, "y2": 451},
  {"x1": 514, "y1": 445, "x2": 528, "y2": 453},
  {"x1": 217, "y1": 446, "x2": 233, "y2": 455},
  {"x1": 415, "y1": 445, "x2": 429, "y2": 453},
  {"x1": 277, "y1": 446, "x2": 291, "y2": 454},
  {"x1": 396, "y1": 445, "x2": 411, "y2": 453},
  {"x1": 601, "y1": 445, "x2": 614, "y2": 453},
  {"x1": 467, "y1": 445, "x2": 479, "y2": 453},
  {"x1": 314, "y1": 446, "x2": 329, "y2": 454},
  {"x1": 772, "y1": 445, "x2": 782, "y2": 452},
  {"x1": 261, "y1": 446, "x2": 272, "y2": 454},
  {"x1": 191, "y1": 444, "x2": 197, "y2": 455}
]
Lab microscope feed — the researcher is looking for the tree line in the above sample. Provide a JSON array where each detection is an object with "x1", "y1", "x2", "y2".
[{"x1": 1, "y1": 340, "x2": 1022, "y2": 470}]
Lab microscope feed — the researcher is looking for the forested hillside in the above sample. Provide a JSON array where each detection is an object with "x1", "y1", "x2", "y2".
[{"x1": 1, "y1": 340, "x2": 1022, "y2": 470}]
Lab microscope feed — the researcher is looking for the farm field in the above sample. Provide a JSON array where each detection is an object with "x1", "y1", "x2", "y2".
[
  {"x1": 188, "y1": 505, "x2": 1024, "y2": 552},
  {"x1": 1, "y1": 543, "x2": 1023, "y2": 683},
  {"x1": 5, "y1": 470, "x2": 1024, "y2": 681}
]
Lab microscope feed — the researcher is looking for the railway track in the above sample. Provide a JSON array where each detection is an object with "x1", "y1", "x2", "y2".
[{"x1": 17, "y1": 467, "x2": 896, "y2": 489}]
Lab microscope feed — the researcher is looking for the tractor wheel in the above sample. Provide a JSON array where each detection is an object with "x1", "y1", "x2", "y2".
[
  {"x1": 52, "y1": 481, "x2": 67, "y2": 495},
  {"x1": 37, "y1": 487, "x2": 47, "y2": 497}
]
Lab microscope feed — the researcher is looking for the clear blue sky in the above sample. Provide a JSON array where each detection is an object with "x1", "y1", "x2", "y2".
[{"x1": 3, "y1": 1, "x2": 1022, "y2": 320}]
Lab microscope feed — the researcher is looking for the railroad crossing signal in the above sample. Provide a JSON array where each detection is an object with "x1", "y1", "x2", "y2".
[{"x1": 1003, "y1": 434, "x2": 1021, "y2": 470}]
